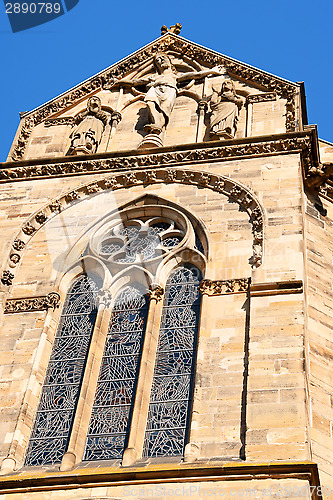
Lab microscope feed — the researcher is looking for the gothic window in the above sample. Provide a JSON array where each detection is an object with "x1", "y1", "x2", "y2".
[
  {"x1": 25, "y1": 275, "x2": 100, "y2": 466},
  {"x1": 143, "y1": 264, "x2": 202, "y2": 457},
  {"x1": 84, "y1": 284, "x2": 149, "y2": 461},
  {"x1": 25, "y1": 203, "x2": 206, "y2": 467}
]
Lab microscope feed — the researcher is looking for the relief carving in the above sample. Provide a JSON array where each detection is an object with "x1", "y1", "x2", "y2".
[
  {"x1": 199, "y1": 278, "x2": 250, "y2": 295},
  {"x1": 9, "y1": 253, "x2": 21, "y2": 267},
  {"x1": 65, "y1": 190, "x2": 80, "y2": 202},
  {"x1": 35, "y1": 211, "x2": 47, "y2": 224},
  {"x1": 49, "y1": 200, "x2": 62, "y2": 212},
  {"x1": 4, "y1": 292, "x2": 61, "y2": 314},
  {"x1": 11, "y1": 34, "x2": 299, "y2": 161},
  {"x1": 12, "y1": 239, "x2": 25, "y2": 251},
  {"x1": 22, "y1": 222, "x2": 36, "y2": 235},
  {"x1": 67, "y1": 97, "x2": 109, "y2": 156},
  {"x1": 247, "y1": 93, "x2": 277, "y2": 104},
  {"x1": 1, "y1": 270, "x2": 14, "y2": 286},
  {"x1": 86, "y1": 183, "x2": 100, "y2": 194},
  {"x1": 2, "y1": 136, "x2": 314, "y2": 183},
  {"x1": 147, "y1": 284, "x2": 164, "y2": 302},
  {"x1": 111, "y1": 52, "x2": 224, "y2": 147},
  {"x1": 44, "y1": 117, "x2": 75, "y2": 127}
]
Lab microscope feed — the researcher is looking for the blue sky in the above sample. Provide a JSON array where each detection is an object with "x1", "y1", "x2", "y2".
[{"x1": 0, "y1": 0, "x2": 332, "y2": 161}]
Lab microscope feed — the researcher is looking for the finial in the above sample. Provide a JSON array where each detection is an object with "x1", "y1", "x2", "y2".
[{"x1": 161, "y1": 23, "x2": 182, "y2": 35}]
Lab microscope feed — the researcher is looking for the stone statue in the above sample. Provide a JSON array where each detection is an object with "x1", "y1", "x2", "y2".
[
  {"x1": 209, "y1": 80, "x2": 245, "y2": 139},
  {"x1": 68, "y1": 96, "x2": 108, "y2": 155},
  {"x1": 111, "y1": 53, "x2": 224, "y2": 137}
]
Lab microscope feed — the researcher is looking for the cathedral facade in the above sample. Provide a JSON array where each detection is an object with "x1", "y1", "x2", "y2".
[{"x1": 0, "y1": 30, "x2": 333, "y2": 499}]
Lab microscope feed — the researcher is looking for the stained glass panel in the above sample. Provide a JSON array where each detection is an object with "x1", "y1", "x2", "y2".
[
  {"x1": 99, "y1": 218, "x2": 185, "y2": 263},
  {"x1": 84, "y1": 285, "x2": 149, "y2": 461},
  {"x1": 143, "y1": 264, "x2": 202, "y2": 458},
  {"x1": 25, "y1": 275, "x2": 100, "y2": 466}
]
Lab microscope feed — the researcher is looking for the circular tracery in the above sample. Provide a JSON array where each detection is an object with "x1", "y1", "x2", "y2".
[{"x1": 98, "y1": 217, "x2": 185, "y2": 264}]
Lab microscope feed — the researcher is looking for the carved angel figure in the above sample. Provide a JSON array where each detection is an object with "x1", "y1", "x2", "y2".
[
  {"x1": 111, "y1": 53, "x2": 224, "y2": 135},
  {"x1": 68, "y1": 96, "x2": 108, "y2": 155},
  {"x1": 209, "y1": 80, "x2": 245, "y2": 139}
]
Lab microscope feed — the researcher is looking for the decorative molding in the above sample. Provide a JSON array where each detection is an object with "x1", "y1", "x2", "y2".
[
  {"x1": 10, "y1": 33, "x2": 298, "y2": 161},
  {"x1": 4, "y1": 292, "x2": 61, "y2": 313},
  {"x1": 1, "y1": 271, "x2": 14, "y2": 286},
  {"x1": 12, "y1": 239, "x2": 25, "y2": 251},
  {"x1": 0, "y1": 168, "x2": 265, "y2": 289},
  {"x1": 247, "y1": 93, "x2": 277, "y2": 104},
  {"x1": 44, "y1": 117, "x2": 75, "y2": 128},
  {"x1": 1, "y1": 134, "x2": 313, "y2": 183},
  {"x1": 199, "y1": 278, "x2": 250, "y2": 296},
  {"x1": 147, "y1": 284, "x2": 164, "y2": 302},
  {"x1": 22, "y1": 222, "x2": 36, "y2": 235}
]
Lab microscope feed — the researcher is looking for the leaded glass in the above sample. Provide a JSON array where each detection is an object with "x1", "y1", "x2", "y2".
[
  {"x1": 143, "y1": 264, "x2": 202, "y2": 458},
  {"x1": 99, "y1": 218, "x2": 185, "y2": 263},
  {"x1": 84, "y1": 285, "x2": 149, "y2": 461},
  {"x1": 25, "y1": 275, "x2": 100, "y2": 466}
]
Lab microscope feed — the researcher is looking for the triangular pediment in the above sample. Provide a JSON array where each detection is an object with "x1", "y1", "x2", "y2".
[
  {"x1": 10, "y1": 33, "x2": 300, "y2": 161},
  {"x1": 23, "y1": 33, "x2": 298, "y2": 122}
]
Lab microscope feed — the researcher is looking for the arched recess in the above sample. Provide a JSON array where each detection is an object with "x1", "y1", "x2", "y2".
[{"x1": 1, "y1": 169, "x2": 265, "y2": 291}]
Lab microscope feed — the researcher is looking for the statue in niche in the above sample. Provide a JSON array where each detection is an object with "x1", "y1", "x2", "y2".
[
  {"x1": 68, "y1": 96, "x2": 108, "y2": 155},
  {"x1": 209, "y1": 80, "x2": 245, "y2": 139},
  {"x1": 111, "y1": 53, "x2": 224, "y2": 138}
]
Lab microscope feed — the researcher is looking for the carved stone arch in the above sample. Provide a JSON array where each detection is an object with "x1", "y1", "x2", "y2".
[
  {"x1": 1, "y1": 168, "x2": 265, "y2": 289},
  {"x1": 156, "y1": 247, "x2": 206, "y2": 287},
  {"x1": 57, "y1": 255, "x2": 108, "y2": 292},
  {"x1": 108, "y1": 265, "x2": 155, "y2": 300}
]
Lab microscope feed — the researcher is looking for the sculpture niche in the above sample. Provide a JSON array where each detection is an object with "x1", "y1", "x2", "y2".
[
  {"x1": 111, "y1": 52, "x2": 224, "y2": 148},
  {"x1": 209, "y1": 80, "x2": 245, "y2": 140},
  {"x1": 68, "y1": 96, "x2": 108, "y2": 155}
]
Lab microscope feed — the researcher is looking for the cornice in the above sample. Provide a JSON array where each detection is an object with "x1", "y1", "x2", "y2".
[
  {"x1": 0, "y1": 461, "x2": 321, "y2": 497},
  {"x1": 0, "y1": 132, "x2": 316, "y2": 184}
]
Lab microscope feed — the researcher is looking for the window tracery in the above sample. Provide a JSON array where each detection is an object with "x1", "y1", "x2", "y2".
[
  {"x1": 25, "y1": 202, "x2": 206, "y2": 467},
  {"x1": 98, "y1": 217, "x2": 185, "y2": 264}
]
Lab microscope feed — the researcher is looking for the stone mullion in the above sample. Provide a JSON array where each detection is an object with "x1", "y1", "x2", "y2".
[
  {"x1": 60, "y1": 296, "x2": 112, "y2": 471},
  {"x1": 122, "y1": 285, "x2": 164, "y2": 466}
]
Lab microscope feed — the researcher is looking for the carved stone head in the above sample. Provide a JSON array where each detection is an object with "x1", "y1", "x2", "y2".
[
  {"x1": 87, "y1": 96, "x2": 102, "y2": 113},
  {"x1": 153, "y1": 52, "x2": 174, "y2": 73},
  {"x1": 221, "y1": 79, "x2": 236, "y2": 95}
]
